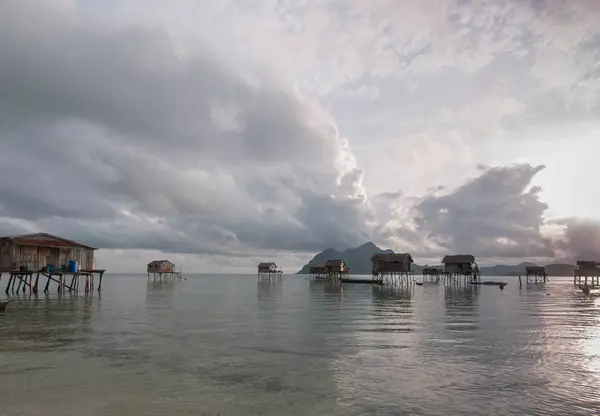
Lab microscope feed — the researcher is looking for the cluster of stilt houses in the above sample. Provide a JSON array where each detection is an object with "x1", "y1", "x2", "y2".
[
  {"x1": 2, "y1": 232, "x2": 600, "y2": 296},
  {"x1": 299, "y1": 253, "x2": 600, "y2": 291},
  {"x1": 303, "y1": 253, "x2": 482, "y2": 286}
]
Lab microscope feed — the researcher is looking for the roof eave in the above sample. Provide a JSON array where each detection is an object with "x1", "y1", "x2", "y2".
[{"x1": 10, "y1": 240, "x2": 97, "y2": 250}]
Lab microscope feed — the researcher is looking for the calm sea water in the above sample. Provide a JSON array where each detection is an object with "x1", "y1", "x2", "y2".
[{"x1": 1, "y1": 274, "x2": 599, "y2": 415}]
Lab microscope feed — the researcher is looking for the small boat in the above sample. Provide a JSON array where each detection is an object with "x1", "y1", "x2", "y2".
[
  {"x1": 339, "y1": 278, "x2": 384, "y2": 285},
  {"x1": 415, "y1": 282, "x2": 423, "y2": 286},
  {"x1": 469, "y1": 281, "x2": 507, "y2": 286}
]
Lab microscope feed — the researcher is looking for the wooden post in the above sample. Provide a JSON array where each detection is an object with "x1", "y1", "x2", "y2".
[
  {"x1": 69, "y1": 273, "x2": 76, "y2": 292},
  {"x1": 518, "y1": 275, "x2": 522, "y2": 288},
  {"x1": 44, "y1": 275, "x2": 51, "y2": 293},
  {"x1": 5, "y1": 275, "x2": 12, "y2": 294}
]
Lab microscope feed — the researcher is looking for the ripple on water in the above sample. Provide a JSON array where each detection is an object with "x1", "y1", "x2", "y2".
[{"x1": 2, "y1": 276, "x2": 600, "y2": 415}]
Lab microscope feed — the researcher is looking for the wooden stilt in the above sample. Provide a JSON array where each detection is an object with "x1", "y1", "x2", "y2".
[
  {"x1": 44, "y1": 275, "x2": 51, "y2": 293},
  {"x1": 5, "y1": 275, "x2": 12, "y2": 294},
  {"x1": 33, "y1": 273, "x2": 40, "y2": 293}
]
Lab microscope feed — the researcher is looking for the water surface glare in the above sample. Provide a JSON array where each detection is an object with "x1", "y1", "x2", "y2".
[{"x1": 1, "y1": 274, "x2": 600, "y2": 415}]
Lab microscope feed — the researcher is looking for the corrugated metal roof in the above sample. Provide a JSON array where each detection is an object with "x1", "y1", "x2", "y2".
[{"x1": 3, "y1": 233, "x2": 96, "y2": 249}]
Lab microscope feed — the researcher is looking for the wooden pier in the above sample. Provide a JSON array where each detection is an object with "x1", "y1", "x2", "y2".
[
  {"x1": 574, "y1": 260, "x2": 600, "y2": 288},
  {"x1": 441, "y1": 254, "x2": 480, "y2": 285},
  {"x1": 0, "y1": 233, "x2": 105, "y2": 296},
  {"x1": 371, "y1": 253, "x2": 414, "y2": 285},
  {"x1": 525, "y1": 266, "x2": 548, "y2": 284},
  {"x1": 147, "y1": 260, "x2": 182, "y2": 282},
  {"x1": 257, "y1": 262, "x2": 283, "y2": 282}
]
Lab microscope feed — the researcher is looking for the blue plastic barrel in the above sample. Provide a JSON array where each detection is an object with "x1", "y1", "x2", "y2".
[
  {"x1": 47, "y1": 264, "x2": 54, "y2": 273},
  {"x1": 68, "y1": 260, "x2": 78, "y2": 273}
]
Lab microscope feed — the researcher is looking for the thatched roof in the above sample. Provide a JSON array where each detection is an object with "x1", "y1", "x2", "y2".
[
  {"x1": 371, "y1": 253, "x2": 413, "y2": 263},
  {"x1": 442, "y1": 255, "x2": 475, "y2": 264}
]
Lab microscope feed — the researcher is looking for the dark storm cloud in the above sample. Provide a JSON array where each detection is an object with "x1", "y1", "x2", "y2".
[
  {"x1": 0, "y1": 2, "x2": 329, "y2": 164},
  {"x1": 414, "y1": 164, "x2": 555, "y2": 258},
  {"x1": 1, "y1": 2, "x2": 597, "y2": 262},
  {"x1": 0, "y1": 1, "x2": 374, "y2": 254},
  {"x1": 383, "y1": 163, "x2": 599, "y2": 261},
  {"x1": 550, "y1": 218, "x2": 600, "y2": 261}
]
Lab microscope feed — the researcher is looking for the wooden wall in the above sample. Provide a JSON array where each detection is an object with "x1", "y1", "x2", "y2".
[{"x1": 0, "y1": 240, "x2": 94, "y2": 270}]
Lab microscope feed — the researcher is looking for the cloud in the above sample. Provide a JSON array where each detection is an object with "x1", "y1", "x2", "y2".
[
  {"x1": 1, "y1": 1, "x2": 599, "y2": 272},
  {"x1": 0, "y1": 1, "x2": 375, "y2": 257},
  {"x1": 379, "y1": 164, "x2": 600, "y2": 263},
  {"x1": 550, "y1": 218, "x2": 600, "y2": 262}
]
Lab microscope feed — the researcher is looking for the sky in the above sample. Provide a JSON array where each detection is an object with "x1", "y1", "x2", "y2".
[{"x1": 1, "y1": 0, "x2": 599, "y2": 273}]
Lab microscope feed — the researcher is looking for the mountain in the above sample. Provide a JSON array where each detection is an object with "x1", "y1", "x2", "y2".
[
  {"x1": 545, "y1": 263, "x2": 576, "y2": 277},
  {"x1": 296, "y1": 242, "x2": 577, "y2": 276},
  {"x1": 478, "y1": 262, "x2": 537, "y2": 276},
  {"x1": 296, "y1": 242, "x2": 393, "y2": 275}
]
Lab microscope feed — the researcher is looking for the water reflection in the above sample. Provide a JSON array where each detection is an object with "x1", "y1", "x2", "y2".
[
  {"x1": 372, "y1": 285, "x2": 413, "y2": 301},
  {"x1": 145, "y1": 280, "x2": 176, "y2": 310},
  {"x1": 324, "y1": 281, "x2": 343, "y2": 294},
  {"x1": 443, "y1": 284, "x2": 480, "y2": 332},
  {"x1": 146, "y1": 280, "x2": 177, "y2": 291},
  {"x1": 0, "y1": 293, "x2": 94, "y2": 353},
  {"x1": 256, "y1": 281, "x2": 283, "y2": 303},
  {"x1": 4, "y1": 275, "x2": 600, "y2": 415}
]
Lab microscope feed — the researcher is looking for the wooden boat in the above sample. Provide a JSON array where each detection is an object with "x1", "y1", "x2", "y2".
[
  {"x1": 339, "y1": 278, "x2": 384, "y2": 285},
  {"x1": 415, "y1": 282, "x2": 423, "y2": 286},
  {"x1": 468, "y1": 281, "x2": 507, "y2": 286}
]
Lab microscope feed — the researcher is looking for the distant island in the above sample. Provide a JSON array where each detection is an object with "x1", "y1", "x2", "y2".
[{"x1": 296, "y1": 242, "x2": 576, "y2": 277}]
